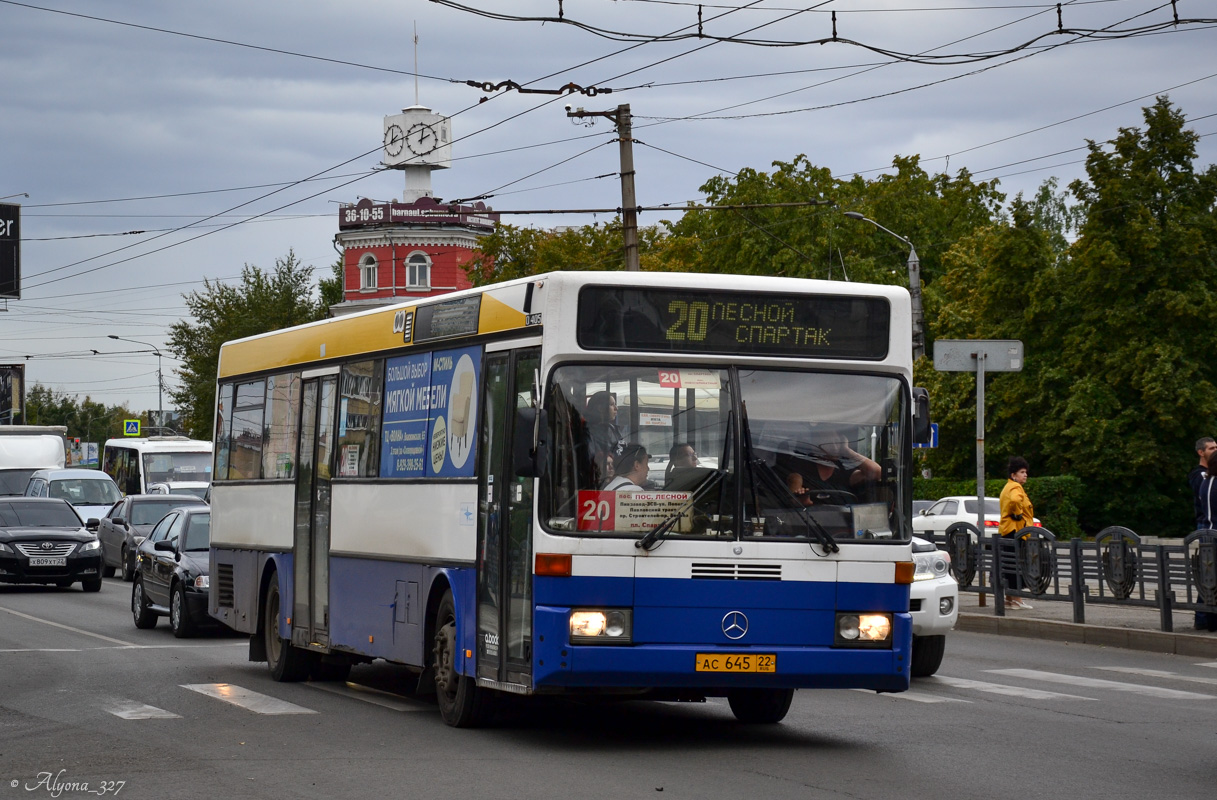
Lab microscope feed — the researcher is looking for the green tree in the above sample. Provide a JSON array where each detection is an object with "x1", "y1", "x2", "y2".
[
  {"x1": 167, "y1": 251, "x2": 326, "y2": 439},
  {"x1": 1039, "y1": 97, "x2": 1217, "y2": 532},
  {"x1": 319, "y1": 256, "x2": 345, "y2": 310},
  {"x1": 24, "y1": 384, "x2": 134, "y2": 444}
]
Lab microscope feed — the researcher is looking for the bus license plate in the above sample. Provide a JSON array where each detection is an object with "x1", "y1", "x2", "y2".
[
  {"x1": 28, "y1": 557, "x2": 66, "y2": 567},
  {"x1": 695, "y1": 653, "x2": 776, "y2": 673}
]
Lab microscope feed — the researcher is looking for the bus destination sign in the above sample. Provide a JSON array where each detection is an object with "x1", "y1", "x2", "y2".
[{"x1": 577, "y1": 287, "x2": 890, "y2": 359}]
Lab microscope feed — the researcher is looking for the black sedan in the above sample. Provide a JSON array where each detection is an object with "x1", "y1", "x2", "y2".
[
  {"x1": 0, "y1": 497, "x2": 102, "y2": 591},
  {"x1": 131, "y1": 506, "x2": 213, "y2": 637},
  {"x1": 96, "y1": 494, "x2": 207, "y2": 582}
]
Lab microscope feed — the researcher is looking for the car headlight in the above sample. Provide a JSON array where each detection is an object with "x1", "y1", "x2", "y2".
[
  {"x1": 569, "y1": 609, "x2": 632, "y2": 644},
  {"x1": 192, "y1": 575, "x2": 209, "y2": 590},
  {"x1": 913, "y1": 549, "x2": 951, "y2": 581},
  {"x1": 77, "y1": 539, "x2": 101, "y2": 553},
  {"x1": 0, "y1": 542, "x2": 12, "y2": 553},
  {"x1": 835, "y1": 613, "x2": 893, "y2": 647}
]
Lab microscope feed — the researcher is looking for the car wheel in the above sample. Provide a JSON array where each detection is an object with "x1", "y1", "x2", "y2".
[
  {"x1": 170, "y1": 583, "x2": 195, "y2": 638},
  {"x1": 264, "y1": 572, "x2": 313, "y2": 681},
  {"x1": 911, "y1": 634, "x2": 946, "y2": 677},
  {"x1": 120, "y1": 547, "x2": 134, "y2": 582},
  {"x1": 727, "y1": 688, "x2": 795, "y2": 724},
  {"x1": 82, "y1": 577, "x2": 102, "y2": 593},
  {"x1": 432, "y1": 589, "x2": 492, "y2": 727},
  {"x1": 131, "y1": 577, "x2": 157, "y2": 629},
  {"x1": 102, "y1": 564, "x2": 116, "y2": 579}
]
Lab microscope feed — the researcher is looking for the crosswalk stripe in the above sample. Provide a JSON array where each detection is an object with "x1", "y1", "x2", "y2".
[
  {"x1": 105, "y1": 700, "x2": 181, "y2": 720},
  {"x1": 851, "y1": 688, "x2": 970, "y2": 703},
  {"x1": 933, "y1": 676, "x2": 1095, "y2": 701},
  {"x1": 305, "y1": 681, "x2": 433, "y2": 712},
  {"x1": 1198, "y1": 662, "x2": 1217, "y2": 669},
  {"x1": 180, "y1": 683, "x2": 317, "y2": 715},
  {"x1": 988, "y1": 669, "x2": 1216, "y2": 700},
  {"x1": 1097, "y1": 666, "x2": 1217, "y2": 687}
]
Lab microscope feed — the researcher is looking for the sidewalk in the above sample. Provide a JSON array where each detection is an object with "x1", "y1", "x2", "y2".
[{"x1": 954, "y1": 590, "x2": 1217, "y2": 658}]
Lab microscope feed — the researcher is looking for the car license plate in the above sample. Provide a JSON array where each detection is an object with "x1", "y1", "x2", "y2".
[
  {"x1": 695, "y1": 653, "x2": 776, "y2": 673},
  {"x1": 28, "y1": 557, "x2": 67, "y2": 567}
]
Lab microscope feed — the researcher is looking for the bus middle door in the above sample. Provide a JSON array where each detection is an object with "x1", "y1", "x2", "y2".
[
  {"x1": 476, "y1": 346, "x2": 540, "y2": 690},
  {"x1": 292, "y1": 374, "x2": 338, "y2": 652}
]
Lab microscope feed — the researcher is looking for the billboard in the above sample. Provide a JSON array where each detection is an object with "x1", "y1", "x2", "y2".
[
  {"x1": 0, "y1": 203, "x2": 18, "y2": 300},
  {"x1": 0, "y1": 364, "x2": 24, "y2": 424}
]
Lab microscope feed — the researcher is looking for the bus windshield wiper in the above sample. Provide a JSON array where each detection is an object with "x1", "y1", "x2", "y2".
[{"x1": 636, "y1": 469, "x2": 727, "y2": 552}]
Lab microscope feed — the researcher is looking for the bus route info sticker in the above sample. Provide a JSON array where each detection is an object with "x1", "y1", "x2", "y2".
[
  {"x1": 656, "y1": 368, "x2": 720, "y2": 390},
  {"x1": 577, "y1": 490, "x2": 693, "y2": 532}
]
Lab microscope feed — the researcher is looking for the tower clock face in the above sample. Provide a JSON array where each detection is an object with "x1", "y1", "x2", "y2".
[
  {"x1": 384, "y1": 124, "x2": 405, "y2": 157},
  {"x1": 405, "y1": 122, "x2": 437, "y2": 156}
]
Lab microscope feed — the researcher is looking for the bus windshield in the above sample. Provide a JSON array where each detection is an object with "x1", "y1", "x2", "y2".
[
  {"x1": 542, "y1": 364, "x2": 909, "y2": 542},
  {"x1": 142, "y1": 452, "x2": 211, "y2": 484}
]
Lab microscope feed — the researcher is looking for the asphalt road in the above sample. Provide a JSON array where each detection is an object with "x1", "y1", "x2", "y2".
[{"x1": 1, "y1": 576, "x2": 1214, "y2": 800}]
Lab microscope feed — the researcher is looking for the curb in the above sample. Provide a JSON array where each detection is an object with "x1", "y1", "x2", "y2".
[{"x1": 956, "y1": 612, "x2": 1217, "y2": 658}]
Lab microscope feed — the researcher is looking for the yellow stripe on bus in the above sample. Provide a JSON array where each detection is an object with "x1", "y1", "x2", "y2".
[
  {"x1": 218, "y1": 307, "x2": 408, "y2": 378},
  {"x1": 478, "y1": 293, "x2": 527, "y2": 334}
]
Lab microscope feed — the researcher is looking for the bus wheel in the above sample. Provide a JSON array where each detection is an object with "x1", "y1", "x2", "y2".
[
  {"x1": 910, "y1": 635, "x2": 946, "y2": 678},
  {"x1": 432, "y1": 590, "x2": 490, "y2": 727},
  {"x1": 727, "y1": 688, "x2": 794, "y2": 724},
  {"x1": 264, "y1": 574, "x2": 312, "y2": 682}
]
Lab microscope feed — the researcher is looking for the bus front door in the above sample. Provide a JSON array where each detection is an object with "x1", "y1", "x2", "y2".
[
  {"x1": 476, "y1": 347, "x2": 540, "y2": 689},
  {"x1": 292, "y1": 375, "x2": 337, "y2": 651}
]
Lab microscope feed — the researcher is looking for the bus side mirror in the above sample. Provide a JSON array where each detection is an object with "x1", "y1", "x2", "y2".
[
  {"x1": 912, "y1": 387, "x2": 932, "y2": 445},
  {"x1": 514, "y1": 408, "x2": 548, "y2": 478}
]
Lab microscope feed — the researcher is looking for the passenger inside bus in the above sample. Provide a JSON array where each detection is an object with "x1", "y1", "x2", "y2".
[
  {"x1": 603, "y1": 444, "x2": 649, "y2": 491},
  {"x1": 585, "y1": 390, "x2": 626, "y2": 460}
]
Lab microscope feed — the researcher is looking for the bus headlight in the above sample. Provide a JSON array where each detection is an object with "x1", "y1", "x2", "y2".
[
  {"x1": 835, "y1": 613, "x2": 893, "y2": 647},
  {"x1": 569, "y1": 609, "x2": 632, "y2": 644}
]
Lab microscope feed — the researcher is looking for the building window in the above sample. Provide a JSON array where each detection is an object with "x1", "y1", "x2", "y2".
[
  {"x1": 359, "y1": 253, "x2": 378, "y2": 290},
  {"x1": 407, "y1": 252, "x2": 431, "y2": 289}
]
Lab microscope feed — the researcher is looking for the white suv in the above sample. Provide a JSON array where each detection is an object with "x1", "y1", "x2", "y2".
[{"x1": 909, "y1": 537, "x2": 958, "y2": 677}]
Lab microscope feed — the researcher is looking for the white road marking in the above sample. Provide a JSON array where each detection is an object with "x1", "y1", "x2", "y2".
[
  {"x1": 851, "y1": 688, "x2": 970, "y2": 703},
  {"x1": 180, "y1": 683, "x2": 317, "y2": 715},
  {"x1": 988, "y1": 669, "x2": 1216, "y2": 700},
  {"x1": 933, "y1": 675, "x2": 1095, "y2": 701},
  {"x1": 1097, "y1": 666, "x2": 1217, "y2": 687},
  {"x1": 1198, "y1": 662, "x2": 1217, "y2": 669},
  {"x1": 105, "y1": 700, "x2": 181, "y2": 720},
  {"x1": 305, "y1": 681, "x2": 433, "y2": 712},
  {"x1": 0, "y1": 642, "x2": 247, "y2": 654},
  {"x1": 0, "y1": 606, "x2": 134, "y2": 646}
]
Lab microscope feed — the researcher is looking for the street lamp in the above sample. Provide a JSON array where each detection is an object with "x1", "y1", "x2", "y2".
[
  {"x1": 843, "y1": 212, "x2": 926, "y2": 361},
  {"x1": 108, "y1": 335, "x2": 163, "y2": 430}
]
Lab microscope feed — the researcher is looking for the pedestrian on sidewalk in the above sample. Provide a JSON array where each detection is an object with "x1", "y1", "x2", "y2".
[
  {"x1": 999, "y1": 456, "x2": 1035, "y2": 610},
  {"x1": 1189, "y1": 438, "x2": 1217, "y2": 630}
]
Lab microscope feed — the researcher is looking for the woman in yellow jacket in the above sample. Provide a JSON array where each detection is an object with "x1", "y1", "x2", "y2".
[{"x1": 999, "y1": 456, "x2": 1034, "y2": 609}]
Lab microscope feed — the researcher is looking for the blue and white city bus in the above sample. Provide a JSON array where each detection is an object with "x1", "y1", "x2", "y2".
[{"x1": 208, "y1": 271, "x2": 929, "y2": 726}]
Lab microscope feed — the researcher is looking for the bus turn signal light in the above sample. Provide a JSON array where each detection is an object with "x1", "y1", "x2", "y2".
[
  {"x1": 894, "y1": 561, "x2": 915, "y2": 584},
  {"x1": 535, "y1": 553, "x2": 572, "y2": 577}
]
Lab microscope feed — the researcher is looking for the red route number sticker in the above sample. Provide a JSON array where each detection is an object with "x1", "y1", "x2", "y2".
[{"x1": 577, "y1": 491, "x2": 616, "y2": 531}]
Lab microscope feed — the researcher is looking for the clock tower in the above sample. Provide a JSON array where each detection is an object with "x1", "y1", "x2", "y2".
[
  {"x1": 382, "y1": 105, "x2": 451, "y2": 203},
  {"x1": 330, "y1": 104, "x2": 495, "y2": 316}
]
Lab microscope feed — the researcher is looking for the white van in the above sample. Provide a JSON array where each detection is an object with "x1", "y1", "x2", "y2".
[
  {"x1": 0, "y1": 426, "x2": 68, "y2": 496},
  {"x1": 102, "y1": 436, "x2": 213, "y2": 497}
]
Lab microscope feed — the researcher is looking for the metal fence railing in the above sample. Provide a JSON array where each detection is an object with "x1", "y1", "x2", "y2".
[{"x1": 922, "y1": 524, "x2": 1217, "y2": 633}]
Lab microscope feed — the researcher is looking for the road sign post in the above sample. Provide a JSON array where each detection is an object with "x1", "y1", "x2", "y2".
[{"x1": 934, "y1": 340, "x2": 1024, "y2": 615}]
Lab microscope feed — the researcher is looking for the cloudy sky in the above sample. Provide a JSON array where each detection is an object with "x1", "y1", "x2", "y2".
[{"x1": 1, "y1": 0, "x2": 1214, "y2": 417}]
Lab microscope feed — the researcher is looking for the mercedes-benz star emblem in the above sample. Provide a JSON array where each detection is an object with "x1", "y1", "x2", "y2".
[
  {"x1": 40, "y1": 542, "x2": 55, "y2": 551},
  {"x1": 722, "y1": 610, "x2": 749, "y2": 640}
]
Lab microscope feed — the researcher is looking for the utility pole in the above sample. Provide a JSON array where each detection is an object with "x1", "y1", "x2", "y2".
[{"x1": 566, "y1": 103, "x2": 639, "y2": 271}]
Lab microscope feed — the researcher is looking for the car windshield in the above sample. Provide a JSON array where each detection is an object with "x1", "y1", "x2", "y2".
[
  {"x1": 181, "y1": 514, "x2": 210, "y2": 551},
  {"x1": 0, "y1": 501, "x2": 82, "y2": 527},
  {"x1": 963, "y1": 498, "x2": 1001, "y2": 514},
  {"x1": 541, "y1": 364, "x2": 909, "y2": 542},
  {"x1": 131, "y1": 500, "x2": 198, "y2": 526},
  {"x1": 142, "y1": 452, "x2": 211, "y2": 484},
  {"x1": 0, "y1": 469, "x2": 38, "y2": 496},
  {"x1": 48, "y1": 478, "x2": 121, "y2": 507}
]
